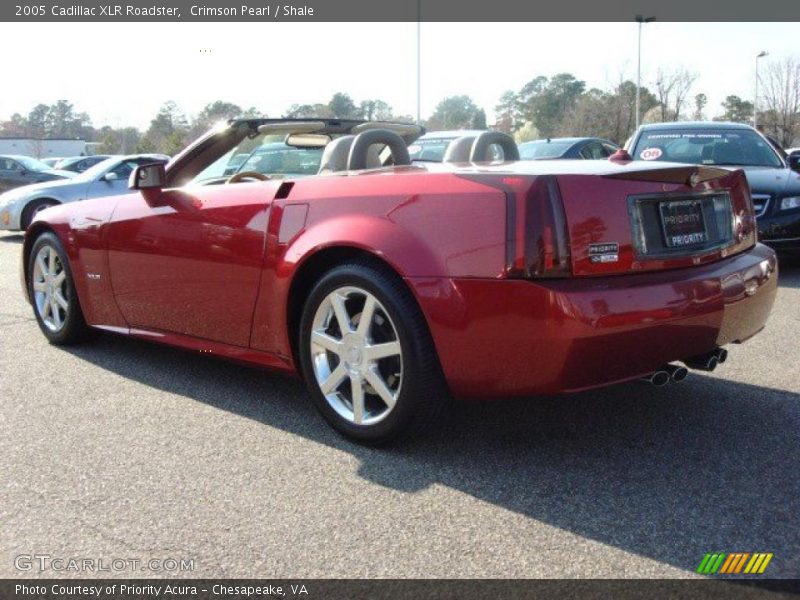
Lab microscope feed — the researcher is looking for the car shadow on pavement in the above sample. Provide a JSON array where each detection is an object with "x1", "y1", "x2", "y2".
[
  {"x1": 0, "y1": 233, "x2": 23, "y2": 244},
  {"x1": 63, "y1": 333, "x2": 800, "y2": 577},
  {"x1": 777, "y1": 257, "x2": 800, "y2": 288}
]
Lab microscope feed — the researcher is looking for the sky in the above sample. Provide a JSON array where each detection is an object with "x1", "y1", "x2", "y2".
[{"x1": 0, "y1": 21, "x2": 795, "y2": 129}]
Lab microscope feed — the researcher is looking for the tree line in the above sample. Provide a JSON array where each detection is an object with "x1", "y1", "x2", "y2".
[{"x1": 2, "y1": 57, "x2": 798, "y2": 156}]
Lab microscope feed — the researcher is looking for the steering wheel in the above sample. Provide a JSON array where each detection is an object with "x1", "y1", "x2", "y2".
[{"x1": 226, "y1": 171, "x2": 270, "y2": 184}]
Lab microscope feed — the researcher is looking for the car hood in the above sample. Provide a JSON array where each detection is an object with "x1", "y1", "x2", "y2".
[
  {"x1": 741, "y1": 166, "x2": 800, "y2": 196},
  {"x1": 9, "y1": 177, "x2": 83, "y2": 196}
]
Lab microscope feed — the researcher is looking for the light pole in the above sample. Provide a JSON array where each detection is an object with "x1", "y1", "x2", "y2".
[
  {"x1": 416, "y1": 0, "x2": 422, "y2": 124},
  {"x1": 754, "y1": 50, "x2": 768, "y2": 130},
  {"x1": 635, "y1": 15, "x2": 655, "y2": 131}
]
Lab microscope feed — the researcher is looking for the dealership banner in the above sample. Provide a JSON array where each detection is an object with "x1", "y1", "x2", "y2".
[
  {"x1": 2, "y1": 579, "x2": 800, "y2": 599},
  {"x1": 1, "y1": 0, "x2": 799, "y2": 21}
]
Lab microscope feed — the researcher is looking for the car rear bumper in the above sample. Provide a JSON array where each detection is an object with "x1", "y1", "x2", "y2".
[{"x1": 409, "y1": 243, "x2": 778, "y2": 398}]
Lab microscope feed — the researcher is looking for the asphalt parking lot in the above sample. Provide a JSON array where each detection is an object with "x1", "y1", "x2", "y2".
[{"x1": 1, "y1": 230, "x2": 799, "y2": 579}]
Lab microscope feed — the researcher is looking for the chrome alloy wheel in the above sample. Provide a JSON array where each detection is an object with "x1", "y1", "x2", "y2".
[
  {"x1": 310, "y1": 286, "x2": 403, "y2": 426},
  {"x1": 32, "y1": 245, "x2": 69, "y2": 332}
]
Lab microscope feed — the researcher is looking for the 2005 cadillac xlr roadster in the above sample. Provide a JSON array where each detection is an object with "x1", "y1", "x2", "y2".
[{"x1": 21, "y1": 118, "x2": 777, "y2": 443}]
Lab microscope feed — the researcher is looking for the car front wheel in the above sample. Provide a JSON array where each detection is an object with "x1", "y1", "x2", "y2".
[
  {"x1": 22, "y1": 199, "x2": 57, "y2": 230},
  {"x1": 28, "y1": 232, "x2": 93, "y2": 345},
  {"x1": 298, "y1": 261, "x2": 446, "y2": 444}
]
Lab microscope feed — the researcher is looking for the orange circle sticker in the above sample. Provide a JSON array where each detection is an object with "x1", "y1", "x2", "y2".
[{"x1": 640, "y1": 147, "x2": 663, "y2": 160}]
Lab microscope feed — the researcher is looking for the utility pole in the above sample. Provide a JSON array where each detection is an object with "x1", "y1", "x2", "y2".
[
  {"x1": 754, "y1": 51, "x2": 768, "y2": 129},
  {"x1": 635, "y1": 15, "x2": 656, "y2": 130},
  {"x1": 416, "y1": 0, "x2": 422, "y2": 124}
]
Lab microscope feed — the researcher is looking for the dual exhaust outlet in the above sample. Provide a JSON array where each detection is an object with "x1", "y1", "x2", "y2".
[{"x1": 641, "y1": 348, "x2": 728, "y2": 386}]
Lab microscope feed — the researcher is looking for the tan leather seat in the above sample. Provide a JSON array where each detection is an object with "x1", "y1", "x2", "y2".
[
  {"x1": 317, "y1": 135, "x2": 355, "y2": 174},
  {"x1": 442, "y1": 135, "x2": 477, "y2": 163}
]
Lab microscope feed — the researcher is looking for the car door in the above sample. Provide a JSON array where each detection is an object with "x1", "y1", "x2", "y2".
[
  {"x1": 106, "y1": 181, "x2": 277, "y2": 347},
  {"x1": 0, "y1": 158, "x2": 29, "y2": 192}
]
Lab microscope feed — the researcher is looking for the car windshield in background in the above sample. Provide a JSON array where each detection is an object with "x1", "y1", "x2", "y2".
[
  {"x1": 408, "y1": 138, "x2": 452, "y2": 162},
  {"x1": 192, "y1": 135, "x2": 324, "y2": 183},
  {"x1": 15, "y1": 156, "x2": 53, "y2": 171},
  {"x1": 632, "y1": 129, "x2": 784, "y2": 168},
  {"x1": 519, "y1": 141, "x2": 573, "y2": 159},
  {"x1": 73, "y1": 158, "x2": 120, "y2": 181}
]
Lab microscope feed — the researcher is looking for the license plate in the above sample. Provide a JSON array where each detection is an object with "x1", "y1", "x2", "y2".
[{"x1": 659, "y1": 199, "x2": 707, "y2": 247}]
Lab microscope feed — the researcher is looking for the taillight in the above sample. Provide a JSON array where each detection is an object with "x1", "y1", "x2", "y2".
[{"x1": 459, "y1": 174, "x2": 571, "y2": 278}]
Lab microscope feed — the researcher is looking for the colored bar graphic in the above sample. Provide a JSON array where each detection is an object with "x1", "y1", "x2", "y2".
[
  {"x1": 719, "y1": 554, "x2": 737, "y2": 574},
  {"x1": 699, "y1": 552, "x2": 773, "y2": 575}
]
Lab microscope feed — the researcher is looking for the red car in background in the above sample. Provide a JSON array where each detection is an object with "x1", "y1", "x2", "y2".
[{"x1": 21, "y1": 119, "x2": 777, "y2": 443}]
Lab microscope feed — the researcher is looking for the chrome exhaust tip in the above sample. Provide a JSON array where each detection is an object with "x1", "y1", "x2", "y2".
[
  {"x1": 715, "y1": 348, "x2": 728, "y2": 364},
  {"x1": 683, "y1": 352, "x2": 719, "y2": 372},
  {"x1": 664, "y1": 363, "x2": 689, "y2": 382},
  {"x1": 641, "y1": 370, "x2": 671, "y2": 386}
]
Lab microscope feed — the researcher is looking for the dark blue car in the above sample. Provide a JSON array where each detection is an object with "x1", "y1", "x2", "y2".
[
  {"x1": 518, "y1": 137, "x2": 620, "y2": 160},
  {"x1": 627, "y1": 122, "x2": 800, "y2": 256}
]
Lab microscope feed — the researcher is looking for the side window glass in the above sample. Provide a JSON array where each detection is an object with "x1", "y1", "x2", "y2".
[
  {"x1": 109, "y1": 161, "x2": 136, "y2": 179},
  {"x1": 581, "y1": 143, "x2": 604, "y2": 159}
]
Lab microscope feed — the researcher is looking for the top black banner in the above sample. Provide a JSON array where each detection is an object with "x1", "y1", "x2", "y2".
[{"x1": 2, "y1": 0, "x2": 799, "y2": 22}]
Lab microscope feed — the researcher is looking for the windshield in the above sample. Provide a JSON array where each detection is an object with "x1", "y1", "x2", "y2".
[
  {"x1": 73, "y1": 157, "x2": 120, "y2": 181},
  {"x1": 632, "y1": 129, "x2": 784, "y2": 168},
  {"x1": 191, "y1": 134, "x2": 323, "y2": 184},
  {"x1": 519, "y1": 141, "x2": 574, "y2": 160},
  {"x1": 408, "y1": 138, "x2": 454, "y2": 162},
  {"x1": 16, "y1": 156, "x2": 53, "y2": 171}
]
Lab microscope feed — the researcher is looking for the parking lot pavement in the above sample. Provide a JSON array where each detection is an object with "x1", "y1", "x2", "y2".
[{"x1": 1, "y1": 230, "x2": 799, "y2": 579}]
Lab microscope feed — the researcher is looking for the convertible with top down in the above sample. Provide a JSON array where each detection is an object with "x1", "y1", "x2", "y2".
[{"x1": 21, "y1": 119, "x2": 777, "y2": 443}]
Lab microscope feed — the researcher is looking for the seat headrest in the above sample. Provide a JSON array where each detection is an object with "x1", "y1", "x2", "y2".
[
  {"x1": 442, "y1": 135, "x2": 477, "y2": 163},
  {"x1": 348, "y1": 129, "x2": 411, "y2": 171},
  {"x1": 470, "y1": 131, "x2": 520, "y2": 162},
  {"x1": 318, "y1": 135, "x2": 355, "y2": 174}
]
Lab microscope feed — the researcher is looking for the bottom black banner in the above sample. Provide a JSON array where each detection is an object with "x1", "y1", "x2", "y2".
[{"x1": 1, "y1": 579, "x2": 800, "y2": 600}]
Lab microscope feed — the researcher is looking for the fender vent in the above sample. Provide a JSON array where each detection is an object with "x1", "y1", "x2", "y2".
[{"x1": 275, "y1": 181, "x2": 295, "y2": 199}]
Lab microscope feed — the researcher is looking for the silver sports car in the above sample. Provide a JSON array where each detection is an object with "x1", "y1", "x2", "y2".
[{"x1": 0, "y1": 154, "x2": 168, "y2": 231}]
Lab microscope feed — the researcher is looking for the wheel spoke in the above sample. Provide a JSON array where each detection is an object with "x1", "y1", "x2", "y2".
[
  {"x1": 36, "y1": 255, "x2": 48, "y2": 278},
  {"x1": 330, "y1": 293, "x2": 352, "y2": 334},
  {"x1": 356, "y1": 295, "x2": 376, "y2": 338},
  {"x1": 365, "y1": 368, "x2": 396, "y2": 409},
  {"x1": 42, "y1": 297, "x2": 52, "y2": 318},
  {"x1": 53, "y1": 271, "x2": 66, "y2": 286},
  {"x1": 33, "y1": 281, "x2": 46, "y2": 293},
  {"x1": 47, "y1": 248, "x2": 56, "y2": 275},
  {"x1": 51, "y1": 301, "x2": 62, "y2": 328},
  {"x1": 320, "y1": 363, "x2": 347, "y2": 395},
  {"x1": 365, "y1": 341, "x2": 401, "y2": 361},
  {"x1": 311, "y1": 330, "x2": 342, "y2": 355},
  {"x1": 54, "y1": 290, "x2": 69, "y2": 311},
  {"x1": 351, "y1": 377, "x2": 365, "y2": 424}
]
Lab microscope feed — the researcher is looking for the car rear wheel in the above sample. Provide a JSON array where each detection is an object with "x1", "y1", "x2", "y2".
[
  {"x1": 28, "y1": 232, "x2": 93, "y2": 345},
  {"x1": 22, "y1": 199, "x2": 57, "y2": 230},
  {"x1": 298, "y1": 261, "x2": 446, "y2": 444}
]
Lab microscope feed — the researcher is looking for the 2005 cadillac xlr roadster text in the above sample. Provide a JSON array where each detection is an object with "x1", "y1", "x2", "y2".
[{"x1": 21, "y1": 118, "x2": 777, "y2": 443}]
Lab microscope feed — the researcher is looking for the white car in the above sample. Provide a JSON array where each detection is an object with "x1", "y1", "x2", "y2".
[{"x1": 0, "y1": 154, "x2": 168, "y2": 231}]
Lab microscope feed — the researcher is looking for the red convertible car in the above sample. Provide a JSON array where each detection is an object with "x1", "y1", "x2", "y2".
[{"x1": 21, "y1": 119, "x2": 777, "y2": 443}]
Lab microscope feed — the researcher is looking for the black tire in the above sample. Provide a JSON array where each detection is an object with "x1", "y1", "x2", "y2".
[
  {"x1": 298, "y1": 260, "x2": 447, "y2": 444},
  {"x1": 21, "y1": 199, "x2": 57, "y2": 230},
  {"x1": 27, "y1": 232, "x2": 94, "y2": 345}
]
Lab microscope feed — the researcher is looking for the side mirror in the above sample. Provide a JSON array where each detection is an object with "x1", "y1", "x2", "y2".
[
  {"x1": 129, "y1": 163, "x2": 166, "y2": 190},
  {"x1": 103, "y1": 172, "x2": 118, "y2": 182},
  {"x1": 789, "y1": 155, "x2": 800, "y2": 173}
]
